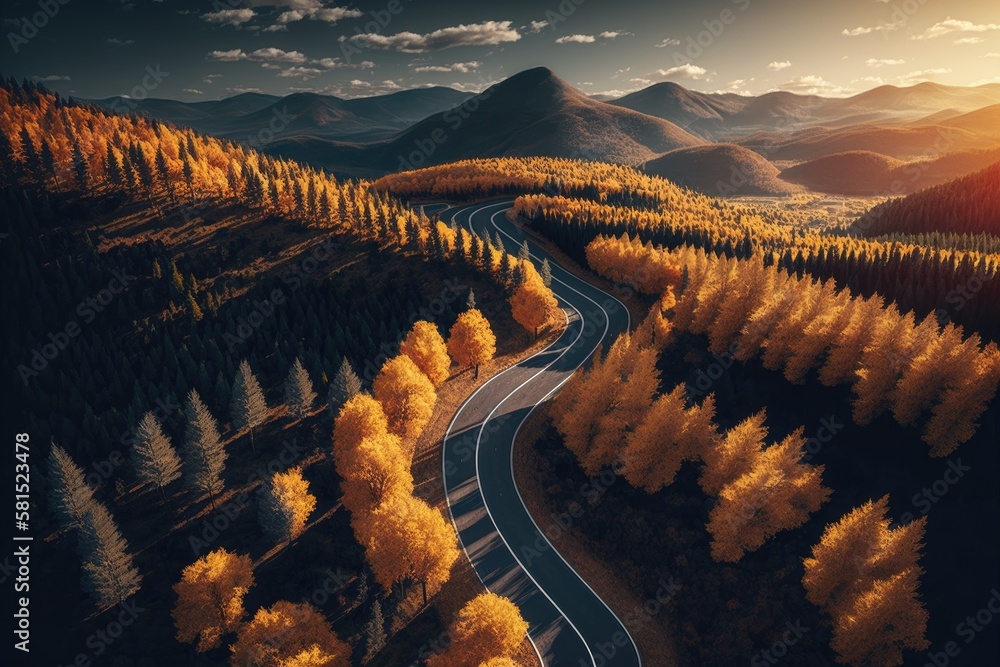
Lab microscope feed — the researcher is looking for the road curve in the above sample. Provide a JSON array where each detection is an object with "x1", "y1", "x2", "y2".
[{"x1": 439, "y1": 201, "x2": 639, "y2": 667}]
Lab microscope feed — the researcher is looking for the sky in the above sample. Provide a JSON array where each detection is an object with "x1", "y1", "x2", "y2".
[{"x1": 3, "y1": 0, "x2": 999, "y2": 101}]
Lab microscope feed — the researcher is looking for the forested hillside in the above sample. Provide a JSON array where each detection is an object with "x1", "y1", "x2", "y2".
[
  {"x1": 1, "y1": 79, "x2": 551, "y2": 667},
  {"x1": 856, "y1": 160, "x2": 1000, "y2": 237}
]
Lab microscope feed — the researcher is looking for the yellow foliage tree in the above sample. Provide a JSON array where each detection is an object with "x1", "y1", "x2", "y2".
[
  {"x1": 373, "y1": 354, "x2": 437, "y2": 446},
  {"x1": 829, "y1": 569, "x2": 930, "y2": 667},
  {"x1": 706, "y1": 428, "x2": 830, "y2": 562},
  {"x1": 259, "y1": 466, "x2": 316, "y2": 544},
  {"x1": 426, "y1": 593, "x2": 528, "y2": 667},
  {"x1": 332, "y1": 393, "x2": 390, "y2": 467},
  {"x1": 509, "y1": 275, "x2": 558, "y2": 338},
  {"x1": 338, "y1": 432, "x2": 414, "y2": 519},
  {"x1": 699, "y1": 411, "x2": 767, "y2": 495},
  {"x1": 448, "y1": 309, "x2": 497, "y2": 378},
  {"x1": 399, "y1": 320, "x2": 452, "y2": 387},
  {"x1": 803, "y1": 497, "x2": 929, "y2": 666},
  {"x1": 230, "y1": 601, "x2": 350, "y2": 667},
  {"x1": 356, "y1": 494, "x2": 459, "y2": 604},
  {"x1": 172, "y1": 548, "x2": 254, "y2": 652}
]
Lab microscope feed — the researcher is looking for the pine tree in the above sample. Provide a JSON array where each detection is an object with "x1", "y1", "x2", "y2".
[
  {"x1": 362, "y1": 599, "x2": 387, "y2": 663},
  {"x1": 465, "y1": 288, "x2": 476, "y2": 311},
  {"x1": 284, "y1": 357, "x2": 317, "y2": 420},
  {"x1": 47, "y1": 442, "x2": 96, "y2": 529},
  {"x1": 540, "y1": 258, "x2": 553, "y2": 287},
  {"x1": 78, "y1": 502, "x2": 142, "y2": 608},
  {"x1": 327, "y1": 358, "x2": 362, "y2": 418},
  {"x1": 131, "y1": 411, "x2": 182, "y2": 499},
  {"x1": 231, "y1": 359, "x2": 268, "y2": 453},
  {"x1": 258, "y1": 467, "x2": 316, "y2": 544},
  {"x1": 518, "y1": 240, "x2": 530, "y2": 263},
  {"x1": 182, "y1": 389, "x2": 226, "y2": 507}
]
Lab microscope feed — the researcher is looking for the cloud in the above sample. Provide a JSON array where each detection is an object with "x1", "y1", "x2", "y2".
[
  {"x1": 896, "y1": 68, "x2": 952, "y2": 86},
  {"x1": 528, "y1": 20, "x2": 548, "y2": 33},
  {"x1": 556, "y1": 34, "x2": 595, "y2": 44},
  {"x1": 852, "y1": 76, "x2": 886, "y2": 86},
  {"x1": 182, "y1": 88, "x2": 203, "y2": 94},
  {"x1": 599, "y1": 31, "x2": 632, "y2": 39},
  {"x1": 778, "y1": 75, "x2": 853, "y2": 96},
  {"x1": 32, "y1": 75, "x2": 70, "y2": 82},
  {"x1": 106, "y1": 37, "x2": 133, "y2": 46},
  {"x1": 203, "y1": 74, "x2": 222, "y2": 83},
  {"x1": 264, "y1": 5, "x2": 362, "y2": 31},
  {"x1": 954, "y1": 37, "x2": 985, "y2": 44},
  {"x1": 912, "y1": 17, "x2": 1000, "y2": 40},
  {"x1": 277, "y1": 66, "x2": 323, "y2": 79},
  {"x1": 343, "y1": 20, "x2": 521, "y2": 52},
  {"x1": 207, "y1": 47, "x2": 306, "y2": 63},
  {"x1": 634, "y1": 64, "x2": 708, "y2": 82},
  {"x1": 969, "y1": 76, "x2": 1000, "y2": 85},
  {"x1": 865, "y1": 58, "x2": 905, "y2": 67},
  {"x1": 986, "y1": 53, "x2": 1000, "y2": 58},
  {"x1": 842, "y1": 22, "x2": 902, "y2": 36},
  {"x1": 226, "y1": 86, "x2": 263, "y2": 94},
  {"x1": 206, "y1": 49, "x2": 246, "y2": 62},
  {"x1": 202, "y1": 9, "x2": 256, "y2": 26},
  {"x1": 767, "y1": 61, "x2": 791, "y2": 71},
  {"x1": 611, "y1": 67, "x2": 631, "y2": 79},
  {"x1": 412, "y1": 61, "x2": 481, "y2": 73},
  {"x1": 655, "y1": 38, "x2": 681, "y2": 47}
]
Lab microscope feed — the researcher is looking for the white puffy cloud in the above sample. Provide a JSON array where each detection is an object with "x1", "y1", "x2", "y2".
[
  {"x1": 912, "y1": 17, "x2": 1000, "y2": 40},
  {"x1": 344, "y1": 21, "x2": 521, "y2": 52},
  {"x1": 954, "y1": 37, "x2": 985, "y2": 44},
  {"x1": 556, "y1": 34, "x2": 596, "y2": 44},
  {"x1": 842, "y1": 21, "x2": 902, "y2": 37},
  {"x1": 412, "y1": 61, "x2": 481, "y2": 73},
  {"x1": 655, "y1": 38, "x2": 681, "y2": 47},
  {"x1": 649, "y1": 64, "x2": 708, "y2": 80},
  {"x1": 202, "y1": 9, "x2": 256, "y2": 27},
  {"x1": 778, "y1": 75, "x2": 854, "y2": 96},
  {"x1": 767, "y1": 61, "x2": 791, "y2": 71},
  {"x1": 865, "y1": 58, "x2": 905, "y2": 67},
  {"x1": 264, "y1": 5, "x2": 362, "y2": 31}
]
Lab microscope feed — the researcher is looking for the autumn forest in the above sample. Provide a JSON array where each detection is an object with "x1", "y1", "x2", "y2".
[{"x1": 3, "y1": 12, "x2": 1000, "y2": 667}]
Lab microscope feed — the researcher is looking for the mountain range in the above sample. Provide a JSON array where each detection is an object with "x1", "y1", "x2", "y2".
[{"x1": 86, "y1": 68, "x2": 1000, "y2": 194}]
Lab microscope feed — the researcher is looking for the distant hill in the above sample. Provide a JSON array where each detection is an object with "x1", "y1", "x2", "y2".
[
  {"x1": 734, "y1": 124, "x2": 994, "y2": 162},
  {"x1": 609, "y1": 82, "x2": 745, "y2": 137},
  {"x1": 780, "y1": 152, "x2": 906, "y2": 195},
  {"x1": 641, "y1": 144, "x2": 799, "y2": 196},
  {"x1": 275, "y1": 67, "x2": 705, "y2": 176},
  {"x1": 854, "y1": 160, "x2": 1000, "y2": 236},
  {"x1": 86, "y1": 87, "x2": 473, "y2": 143},
  {"x1": 938, "y1": 104, "x2": 1000, "y2": 136},
  {"x1": 610, "y1": 81, "x2": 1000, "y2": 138},
  {"x1": 782, "y1": 148, "x2": 1000, "y2": 195}
]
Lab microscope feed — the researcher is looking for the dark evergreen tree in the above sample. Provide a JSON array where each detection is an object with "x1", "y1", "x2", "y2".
[
  {"x1": 182, "y1": 389, "x2": 226, "y2": 507},
  {"x1": 231, "y1": 359, "x2": 268, "y2": 453},
  {"x1": 131, "y1": 411, "x2": 182, "y2": 499}
]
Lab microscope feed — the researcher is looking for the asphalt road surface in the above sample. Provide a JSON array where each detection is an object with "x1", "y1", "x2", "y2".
[{"x1": 438, "y1": 201, "x2": 641, "y2": 667}]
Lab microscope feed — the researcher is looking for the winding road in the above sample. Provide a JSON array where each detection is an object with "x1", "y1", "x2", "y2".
[{"x1": 436, "y1": 201, "x2": 640, "y2": 667}]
